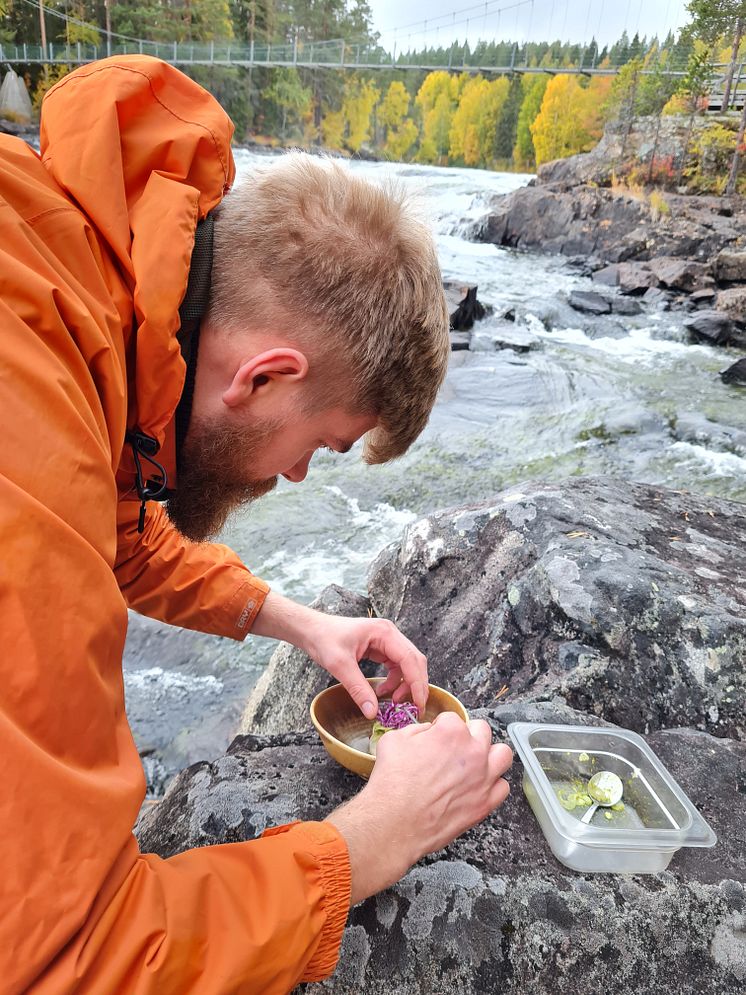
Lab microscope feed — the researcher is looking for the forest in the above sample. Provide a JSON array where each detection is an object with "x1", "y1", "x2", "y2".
[{"x1": 1, "y1": 0, "x2": 745, "y2": 190}]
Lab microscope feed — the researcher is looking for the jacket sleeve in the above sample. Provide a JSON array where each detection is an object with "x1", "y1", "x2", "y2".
[{"x1": 115, "y1": 497, "x2": 269, "y2": 639}]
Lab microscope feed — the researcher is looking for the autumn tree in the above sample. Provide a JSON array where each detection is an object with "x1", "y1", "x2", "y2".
[
  {"x1": 415, "y1": 71, "x2": 463, "y2": 164},
  {"x1": 449, "y1": 75, "x2": 509, "y2": 167},
  {"x1": 513, "y1": 73, "x2": 548, "y2": 167},
  {"x1": 530, "y1": 74, "x2": 607, "y2": 166},
  {"x1": 341, "y1": 76, "x2": 379, "y2": 151},
  {"x1": 379, "y1": 80, "x2": 417, "y2": 160}
]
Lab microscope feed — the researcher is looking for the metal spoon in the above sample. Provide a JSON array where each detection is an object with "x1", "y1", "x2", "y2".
[{"x1": 580, "y1": 770, "x2": 624, "y2": 825}]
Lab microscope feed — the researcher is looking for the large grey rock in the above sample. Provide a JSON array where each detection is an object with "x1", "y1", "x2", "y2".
[
  {"x1": 646, "y1": 256, "x2": 712, "y2": 293},
  {"x1": 568, "y1": 290, "x2": 612, "y2": 315},
  {"x1": 368, "y1": 478, "x2": 745, "y2": 741},
  {"x1": 714, "y1": 249, "x2": 746, "y2": 283},
  {"x1": 684, "y1": 310, "x2": 737, "y2": 346},
  {"x1": 135, "y1": 700, "x2": 746, "y2": 995},
  {"x1": 475, "y1": 117, "x2": 744, "y2": 269},
  {"x1": 240, "y1": 585, "x2": 371, "y2": 736},
  {"x1": 592, "y1": 261, "x2": 658, "y2": 294},
  {"x1": 716, "y1": 286, "x2": 746, "y2": 325},
  {"x1": 444, "y1": 280, "x2": 486, "y2": 331},
  {"x1": 720, "y1": 357, "x2": 746, "y2": 386}
]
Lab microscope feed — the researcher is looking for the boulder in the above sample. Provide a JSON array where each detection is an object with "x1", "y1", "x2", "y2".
[
  {"x1": 368, "y1": 478, "x2": 745, "y2": 741},
  {"x1": 646, "y1": 256, "x2": 712, "y2": 293},
  {"x1": 610, "y1": 296, "x2": 643, "y2": 316},
  {"x1": 719, "y1": 357, "x2": 746, "y2": 386},
  {"x1": 716, "y1": 286, "x2": 746, "y2": 325},
  {"x1": 568, "y1": 290, "x2": 612, "y2": 316},
  {"x1": 684, "y1": 310, "x2": 736, "y2": 346},
  {"x1": 135, "y1": 700, "x2": 746, "y2": 995},
  {"x1": 642, "y1": 287, "x2": 670, "y2": 310},
  {"x1": 714, "y1": 249, "x2": 746, "y2": 284},
  {"x1": 592, "y1": 261, "x2": 658, "y2": 293},
  {"x1": 444, "y1": 281, "x2": 486, "y2": 331},
  {"x1": 691, "y1": 288, "x2": 717, "y2": 305}
]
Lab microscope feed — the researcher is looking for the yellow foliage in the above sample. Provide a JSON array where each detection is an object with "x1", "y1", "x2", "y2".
[
  {"x1": 449, "y1": 76, "x2": 509, "y2": 167},
  {"x1": 662, "y1": 92, "x2": 690, "y2": 116},
  {"x1": 33, "y1": 65, "x2": 72, "y2": 113},
  {"x1": 385, "y1": 118, "x2": 418, "y2": 161},
  {"x1": 530, "y1": 74, "x2": 609, "y2": 166},
  {"x1": 415, "y1": 71, "x2": 463, "y2": 117},
  {"x1": 342, "y1": 78, "x2": 379, "y2": 152},
  {"x1": 379, "y1": 81, "x2": 410, "y2": 130},
  {"x1": 321, "y1": 109, "x2": 345, "y2": 150},
  {"x1": 379, "y1": 81, "x2": 417, "y2": 160}
]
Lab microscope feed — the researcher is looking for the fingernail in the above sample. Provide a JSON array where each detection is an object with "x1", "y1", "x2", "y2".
[{"x1": 362, "y1": 701, "x2": 377, "y2": 719}]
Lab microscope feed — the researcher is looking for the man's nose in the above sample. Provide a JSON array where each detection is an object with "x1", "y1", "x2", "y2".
[{"x1": 281, "y1": 452, "x2": 313, "y2": 483}]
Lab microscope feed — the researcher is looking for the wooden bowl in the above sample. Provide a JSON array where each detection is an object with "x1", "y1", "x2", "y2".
[{"x1": 310, "y1": 677, "x2": 469, "y2": 779}]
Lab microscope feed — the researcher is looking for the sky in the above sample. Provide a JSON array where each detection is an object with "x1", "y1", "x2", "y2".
[{"x1": 366, "y1": 0, "x2": 692, "y2": 53}]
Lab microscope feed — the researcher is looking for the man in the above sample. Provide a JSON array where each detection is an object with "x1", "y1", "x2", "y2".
[{"x1": 0, "y1": 57, "x2": 512, "y2": 993}]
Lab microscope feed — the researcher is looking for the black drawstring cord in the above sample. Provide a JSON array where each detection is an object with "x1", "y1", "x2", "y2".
[{"x1": 126, "y1": 431, "x2": 168, "y2": 533}]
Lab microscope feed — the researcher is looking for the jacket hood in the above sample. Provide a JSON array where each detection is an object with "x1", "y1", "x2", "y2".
[{"x1": 39, "y1": 56, "x2": 235, "y2": 445}]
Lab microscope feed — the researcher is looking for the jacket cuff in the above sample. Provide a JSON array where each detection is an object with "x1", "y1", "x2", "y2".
[
  {"x1": 262, "y1": 821, "x2": 351, "y2": 981},
  {"x1": 226, "y1": 575, "x2": 270, "y2": 639}
]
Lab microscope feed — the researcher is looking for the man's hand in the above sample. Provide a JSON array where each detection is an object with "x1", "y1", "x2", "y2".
[
  {"x1": 252, "y1": 590, "x2": 428, "y2": 718},
  {"x1": 326, "y1": 713, "x2": 513, "y2": 904}
]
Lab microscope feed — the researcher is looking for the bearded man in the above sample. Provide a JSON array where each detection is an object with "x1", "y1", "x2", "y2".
[{"x1": 0, "y1": 57, "x2": 512, "y2": 994}]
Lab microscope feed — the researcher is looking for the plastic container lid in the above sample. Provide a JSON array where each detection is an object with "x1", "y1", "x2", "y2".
[{"x1": 508, "y1": 722, "x2": 717, "y2": 851}]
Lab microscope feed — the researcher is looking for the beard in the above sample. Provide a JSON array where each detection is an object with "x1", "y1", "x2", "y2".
[{"x1": 166, "y1": 413, "x2": 280, "y2": 542}]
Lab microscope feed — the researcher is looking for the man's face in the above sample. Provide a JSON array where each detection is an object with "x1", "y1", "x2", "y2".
[{"x1": 166, "y1": 405, "x2": 377, "y2": 542}]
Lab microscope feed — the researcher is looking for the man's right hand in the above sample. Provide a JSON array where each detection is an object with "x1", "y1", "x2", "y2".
[{"x1": 325, "y1": 713, "x2": 512, "y2": 905}]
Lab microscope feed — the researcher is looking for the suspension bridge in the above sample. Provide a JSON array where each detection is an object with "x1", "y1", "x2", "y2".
[{"x1": 0, "y1": 0, "x2": 743, "y2": 107}]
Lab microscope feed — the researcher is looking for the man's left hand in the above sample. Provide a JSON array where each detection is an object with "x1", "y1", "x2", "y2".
[{"x1": 251, "y1": 590, "x2": 429, "y2": 718}]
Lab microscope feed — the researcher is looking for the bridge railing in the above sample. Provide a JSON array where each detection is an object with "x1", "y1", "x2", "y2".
[
  {"x1": 0, "y1": 39, "x2": 399, "y2": 66},
  {"x1": 708, "y1": 62, "x2": 746, "y2": 111}
]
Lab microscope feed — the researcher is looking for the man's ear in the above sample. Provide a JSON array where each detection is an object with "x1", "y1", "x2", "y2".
[{"x1": 222, "y1": 348, "x2": 309, "y2": 408}]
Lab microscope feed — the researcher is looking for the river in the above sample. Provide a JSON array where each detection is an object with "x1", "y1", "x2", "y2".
[{"x1": 123, "y1": 152, "x2": 746, "y2": 793}]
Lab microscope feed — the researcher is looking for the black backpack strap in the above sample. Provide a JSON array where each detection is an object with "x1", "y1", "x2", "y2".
[{"x1": 175, "y1": 213, "x2": 214, "y2": 463}]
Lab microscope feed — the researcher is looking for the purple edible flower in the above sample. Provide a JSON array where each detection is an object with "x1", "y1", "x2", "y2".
[{"x1": 376, "y1": 700, "x2": 419, "y2": 729}]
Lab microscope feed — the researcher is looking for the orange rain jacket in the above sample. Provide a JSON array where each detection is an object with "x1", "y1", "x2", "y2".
[{"x1": 0, "y1": 57, "x2": 350, "y2": 994}]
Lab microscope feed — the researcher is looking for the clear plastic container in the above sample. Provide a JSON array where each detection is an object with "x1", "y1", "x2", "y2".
[{"x1": 507, "y1": 722, "x2": 717, "y2": 874}]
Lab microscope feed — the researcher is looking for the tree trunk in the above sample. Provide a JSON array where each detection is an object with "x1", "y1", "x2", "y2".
[
  {"x1": 104, "y1": 0, "x2": 112, "y2": 58},
  {"x1": 676, "y1": 106, "x2": 696, "y2": 188},
  {"x1": 722, "y1": 18, "x2": 744, "y2": 111},
  {"x1": 725, "y1": 95, "x2": 746, "y2": 195},
  {"x1": 646, "y1": 110, "x2": 663, "y2": 185}
]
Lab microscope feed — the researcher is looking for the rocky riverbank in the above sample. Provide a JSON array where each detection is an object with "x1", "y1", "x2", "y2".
[
  {"x1": 470, "y1": 116, "x2": 746, "y2": 364},
  {"x1": 137, "y1": 477, "x2": 746, "y2": 993}
]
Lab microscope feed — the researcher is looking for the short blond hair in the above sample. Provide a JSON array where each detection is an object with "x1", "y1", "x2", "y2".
[{"x1": 209, "y1": 152, "x2": 450, "y2": 463}]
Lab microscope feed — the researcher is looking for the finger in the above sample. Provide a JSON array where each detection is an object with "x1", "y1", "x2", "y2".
[
  {"x1": 394, "y1": 678, "x2": 429, "y2": 715},
  {"x1": 367, "y1": 622, "x2": 429, "y2": 713},
  {"x1": 375, "y1": 668, "x2": 403, "y2": 700},
  {"x1": 332, "y1": 661, "x2": 379, "y2": 719},
  {"x1": 488, "y1": 743, "x2": 514, "y2": 780},
  {"x1": 487, "y1": 777, "x2": 511, "y2": 812},
  {"x1": 467, "y1": 719, "x2": 493, "y2": 750},
  {"x1": 374, "y1": 721, "x2": 432, "y2": 760}
]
